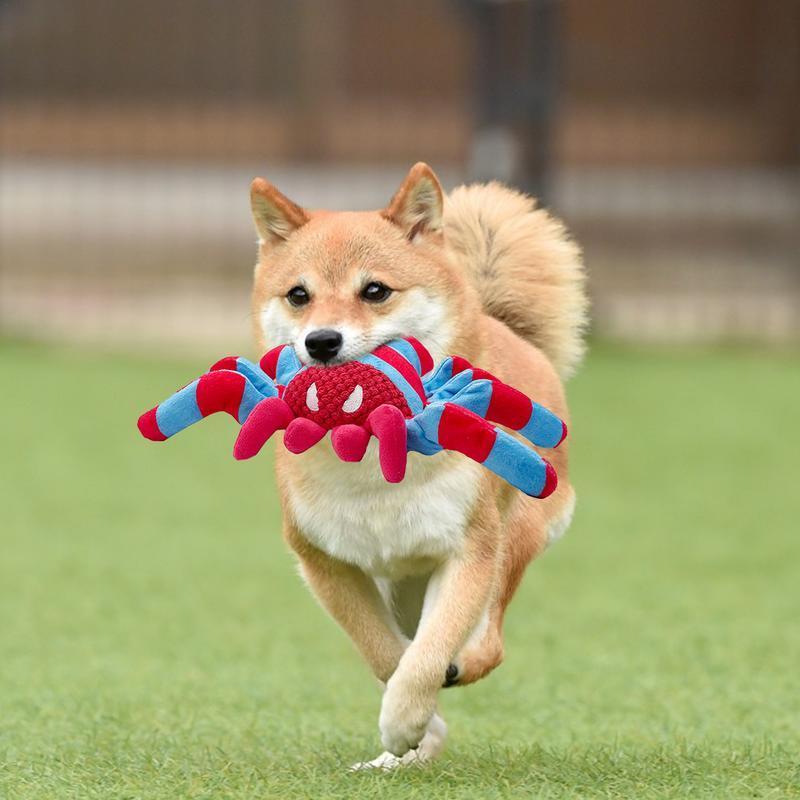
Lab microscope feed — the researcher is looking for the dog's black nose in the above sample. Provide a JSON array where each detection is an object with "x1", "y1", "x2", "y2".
[{"x1": 305, "y1": 329, "x2": 343, "y2": 362}]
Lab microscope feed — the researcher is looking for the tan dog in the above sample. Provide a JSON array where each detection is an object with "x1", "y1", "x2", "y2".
[{"x1": 249, "y1": 163, "x2": 587, "y2": 768}]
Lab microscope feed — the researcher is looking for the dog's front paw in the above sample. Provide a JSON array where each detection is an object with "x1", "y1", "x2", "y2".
[{"x1": 379, "y1": 675, "x2": 436, "y2": 756}]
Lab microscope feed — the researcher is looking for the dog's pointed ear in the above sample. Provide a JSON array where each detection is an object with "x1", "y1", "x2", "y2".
[
  {"x1": 383, "y1": 162, "x2": 444, "y2": 240},
  {"x1": 250, "y1": 178, "x2": 309, "y2": 246}
]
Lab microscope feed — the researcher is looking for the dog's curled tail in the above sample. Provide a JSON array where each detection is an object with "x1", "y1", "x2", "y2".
[{"x1": 444, "y1": 182, "x2": 588, "y2": 380}]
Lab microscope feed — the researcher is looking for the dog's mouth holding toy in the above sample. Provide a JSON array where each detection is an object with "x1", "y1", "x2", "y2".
[{"x1": 138, "y1": 337, "x2": 565, "y2": 498}]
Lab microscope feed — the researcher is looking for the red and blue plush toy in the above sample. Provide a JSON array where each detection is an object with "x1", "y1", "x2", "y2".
[{"x1": 138, "y1": 338, "x2": 566, "y2": 498}]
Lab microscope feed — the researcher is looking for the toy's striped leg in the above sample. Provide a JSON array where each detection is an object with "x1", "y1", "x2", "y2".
[
  {"x1": 331, "y1": 425, "x2": 371, "y2": 462},
  {"x1": 421, "y1": 355, "x2": 491, "y2": 396},
  {"x1": 409, "y1": 403, "x2": 557, "y2": 498},
  {"x1": 259, "y1": 344, "x2": 304, "y2": 385},
  {"x1": 423, "y1": 351, "x2": 566, "y2": 448},
  {"x1": 233, "y1": 397, "x2": 294, "y2": 460},
  {"x1": 436, "y1": 379, "x2": 567, "y2": 449},
  {"x1": 365, "y1": 404, "x2": 408, "y2": 483},
  {"x1": 421, "y1": 357, "x2": 461, "y2": 395},
  {"x1": 209, "y1": 356, "x2": 278, "y2": 399},
  {"x1": 138, "y1": 370, "x2": 268, "y2": 442}
]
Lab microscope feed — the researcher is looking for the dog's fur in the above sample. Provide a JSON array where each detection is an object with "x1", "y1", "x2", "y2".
[{"x1": 248, "y1": 163, "x2": 587, "y2": 767}]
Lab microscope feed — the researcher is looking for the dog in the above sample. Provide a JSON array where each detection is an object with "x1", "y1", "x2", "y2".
[{"x1": 248, "y1": 163, "x2": 587, "y2": 768}]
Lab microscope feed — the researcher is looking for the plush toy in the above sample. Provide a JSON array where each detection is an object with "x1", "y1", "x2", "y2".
[{"x1": 138, "y1": 337, "x2": 566, "y2": 498}]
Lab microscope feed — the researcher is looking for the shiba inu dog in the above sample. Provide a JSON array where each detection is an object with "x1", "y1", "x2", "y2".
[{"x1": 248, "y1": 163, "x2": 587, "y2": 768}]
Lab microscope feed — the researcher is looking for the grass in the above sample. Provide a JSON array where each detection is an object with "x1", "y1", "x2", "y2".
[{"x1": 1, "y1": 339, "x2": 799, "y2": 799}]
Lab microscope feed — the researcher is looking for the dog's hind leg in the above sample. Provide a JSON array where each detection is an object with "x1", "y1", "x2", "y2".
[
  {"x1": 447, "y1": 602, "x2": 505, "y2": 686},
  {"x1": 447, "y1": 489, "x2": 575, "y2": 686}
]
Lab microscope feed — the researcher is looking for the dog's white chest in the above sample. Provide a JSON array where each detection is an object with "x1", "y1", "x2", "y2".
[{"x1": 286, "y1": 444, "x2": 481, "y2": 578}]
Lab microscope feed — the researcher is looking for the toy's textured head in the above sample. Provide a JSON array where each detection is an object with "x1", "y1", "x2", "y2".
[{"x1": 282, "y1": 361, "x2": 411, "y2": 430}]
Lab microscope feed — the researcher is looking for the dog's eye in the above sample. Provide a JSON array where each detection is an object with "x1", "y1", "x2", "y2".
[
  {"x1": 361, "y1": 282, "x2": 392, "y2": 303},
  {"x1": 286, "y1": 286, "x2": 310, "y2": 307}
]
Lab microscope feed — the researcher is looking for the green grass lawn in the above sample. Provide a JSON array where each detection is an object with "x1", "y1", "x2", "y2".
[{"x1": 1, "y1": 340, "x2": 798, "y2": 799}]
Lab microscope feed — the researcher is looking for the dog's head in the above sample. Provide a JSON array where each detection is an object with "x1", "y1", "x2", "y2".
[{"x1": 250, "y1": 163, "x2": 465, "y2": 366}]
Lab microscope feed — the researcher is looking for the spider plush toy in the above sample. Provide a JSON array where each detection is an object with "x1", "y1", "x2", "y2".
[{"x1": 138, "y1": 337, "x2": 566, "y2": 498}]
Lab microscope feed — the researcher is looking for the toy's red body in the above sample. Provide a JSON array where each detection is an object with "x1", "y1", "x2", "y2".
[{"x1": 282, "y1": 362, "x2": 411, "y2": 429}]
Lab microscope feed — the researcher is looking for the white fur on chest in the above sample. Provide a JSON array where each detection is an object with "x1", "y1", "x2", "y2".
[{"x1": 285, "y1": 443, "x2": 482, "y2": 579}]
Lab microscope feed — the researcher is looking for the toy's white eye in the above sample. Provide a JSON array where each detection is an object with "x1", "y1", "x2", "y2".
[
  {"x1": 342, "y1": 384, "x2": 363, "y2": 414},
  {"x1": 306, "y1": 382, "x2": 319, "y2": 412}
]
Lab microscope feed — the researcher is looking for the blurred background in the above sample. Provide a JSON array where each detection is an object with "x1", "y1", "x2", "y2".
[
  {"x1": 3, "y1": 4, "x2": 800, "y2": 795},
  {"x1": 2, "y1": 0, "x2": 798, "y2": 353}
]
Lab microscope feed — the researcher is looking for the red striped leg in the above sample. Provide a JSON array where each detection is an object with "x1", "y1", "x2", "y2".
[
  {"x1": 138, "y1": 369, "x2": 255, "y2": 442},
  {"x1": 448, "y1": 380, "x2": 567, "y2": 449},
  {"x1": 207, "y1": 355, "x2": 278, "y2": 399},
  {"x1": 422, "y1": 402, "x2": 557, "y2": 498},
  {"x1": 431, "y1": 355, "x2": 567, "y2": 449},
  {"x1": 233, "y1": 397, "x2": 294, "y2": 460}
]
